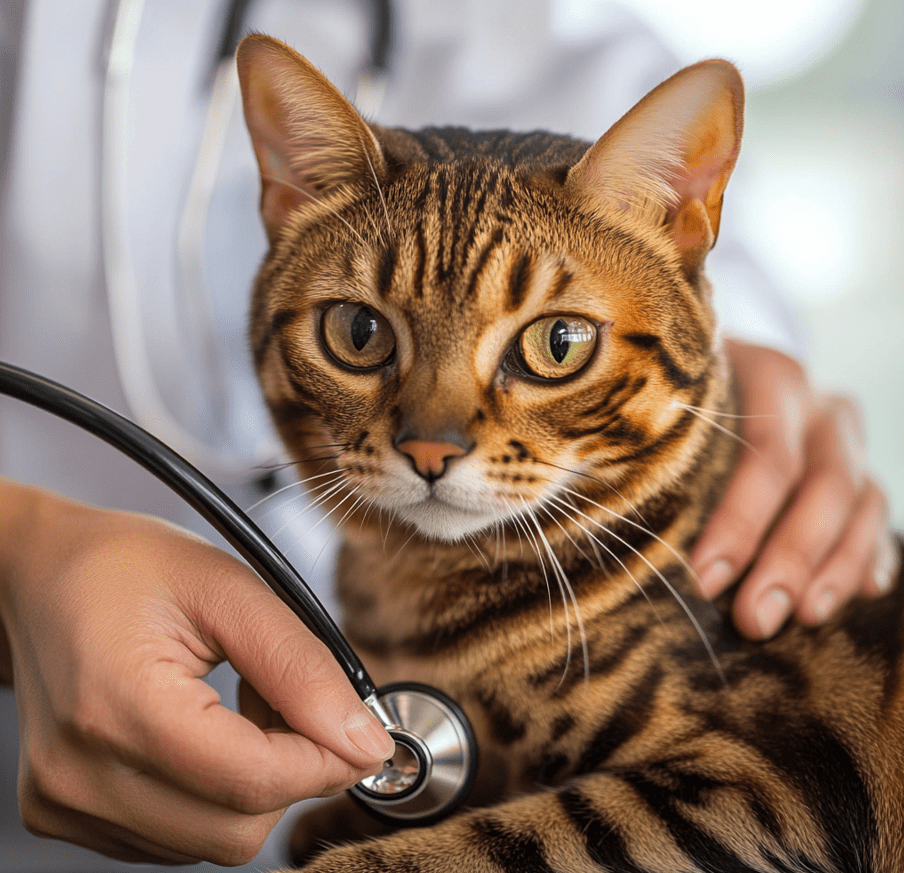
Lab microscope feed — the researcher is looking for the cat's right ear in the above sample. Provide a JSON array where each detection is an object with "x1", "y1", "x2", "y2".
[{"x1": 236, "y1": 35, "x2": 386, "y2": 243}]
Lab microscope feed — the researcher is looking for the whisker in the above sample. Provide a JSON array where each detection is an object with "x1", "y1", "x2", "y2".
[
  {"x1": 269, "y1": 478, "x2": 349, "y2": 539},
  {"x1": 677, "y1": 405, "x2": 758, "y2": 455},
  {"x1": 389, "y1": 526, "x2": 420, "y2": 564},
  {"x1": 246, "y1": 469, "x2": 344, "y2": 514},
  {"x1": 360, "y1": 136, "x2": 393, "y2": 241},
  {"x1": 358, "y1": 496, "x2": 380, "y2": 533},
  {"x1": 524, "y1": 499, "x2": 589, "y2": 684},
  {"x1": 556, "y1": 484, "x2": 700, "y2": 591},
  {"x1": 676, "y1": 403, "x2": 776, "y2": 421},
  {"x1": 261, "y1": 173, "x2": 369, "y2": 248},
  {"x1": 464, "y1": 534, "x2": 492, "y2": 574},
  {"x1": 506, "y1": 514, "x2": 526, "y2": 559},
  {"x1": 549, "y1": 494, "x2": 726, "y2": 685},
  {"x1": 379, "y1": 507, "x2": 391, "y2": 552},
  {"x1": 306, "y1": 484, "x2": 364, "y2": 536},
  {"x1": 550, "y1": 497, "x2": 658, "y2": 613},
  {"x1": 309, "y1": 492, "x2": 370, "y2": 571},
  {"x1": 537, "y1": 503, "x2": 600, "y2": 569},
  {"x1": 532, "y1": 458, "x2": 650, "y2": 529},
  {"x1": 562, "y1": 492, "x2": 609, "y2": 573},
  {"x1": 505, "y1": 501, "x2": 556, "y2": 645},
  {"x1": 360, "y1": 202, "x2": 383, "y2": 246},
  {"x1": 497, "y1": 522, "x2": 508, "y2": 579}
]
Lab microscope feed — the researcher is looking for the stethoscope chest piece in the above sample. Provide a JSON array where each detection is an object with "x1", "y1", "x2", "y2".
[{"x1": 351, "y1": 682, "x2": 477, "y2": 824}]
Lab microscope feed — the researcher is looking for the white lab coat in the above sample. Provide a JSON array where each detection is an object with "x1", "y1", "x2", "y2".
[{"x1": 0, "y1": 1, "x2": 796, "y2": 868}]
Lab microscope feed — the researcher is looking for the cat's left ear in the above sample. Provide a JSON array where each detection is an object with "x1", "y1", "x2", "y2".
[
  {"x1": 236, "y1": 34, "x2": 386, "y2": 243},
  {"x1": 566, "y1": 60, "x2": 744, "y2": 274}
]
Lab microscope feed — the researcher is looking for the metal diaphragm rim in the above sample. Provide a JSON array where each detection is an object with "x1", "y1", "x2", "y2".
[{"x1": 349, "y1": 681, "x2": 477, "y2": 824}]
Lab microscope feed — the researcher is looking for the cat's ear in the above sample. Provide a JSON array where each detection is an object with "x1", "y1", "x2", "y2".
[
  {"x1": 566, "y1": 60, "x2": 743, "y2": 273},
  {"x1": 236, "y1": 34, "x2": 386, "y2": 242}
]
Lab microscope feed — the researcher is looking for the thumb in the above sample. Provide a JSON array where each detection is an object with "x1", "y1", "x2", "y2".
[{"x1": 191, "y1": 564, "x2": 394, "y2": 770}]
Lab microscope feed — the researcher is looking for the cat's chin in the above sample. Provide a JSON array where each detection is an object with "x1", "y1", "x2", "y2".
[{"x1": 395, "y1": 501, "x2": 500, "y2": 543}]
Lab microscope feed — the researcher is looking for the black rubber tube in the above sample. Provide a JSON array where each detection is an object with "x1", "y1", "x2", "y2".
[{"x1": 0, "y1": 360, "x2": 377, "y2": 700}]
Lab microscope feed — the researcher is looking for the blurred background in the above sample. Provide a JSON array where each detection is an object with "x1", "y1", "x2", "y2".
[{"x1": 593, "y1": 0, "x2": 904, "y2": 525}]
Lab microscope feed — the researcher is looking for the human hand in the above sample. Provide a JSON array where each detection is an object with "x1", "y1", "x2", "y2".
[
  {"x1": 691, "y1": 340, "x2": 898, "y2": 638},
  {"x1": 0, "y1": 481, "x2": 393, "y2": 865}
]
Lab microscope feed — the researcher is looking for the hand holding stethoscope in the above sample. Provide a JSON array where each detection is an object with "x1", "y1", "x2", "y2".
[{"x1": 0, "y1": 361, "x2": 477, "y2": 828}]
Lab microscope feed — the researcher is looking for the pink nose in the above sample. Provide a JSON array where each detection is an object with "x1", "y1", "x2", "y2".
[{"x1": 397, "y1": 440, "x2": 467, "y2": 481}]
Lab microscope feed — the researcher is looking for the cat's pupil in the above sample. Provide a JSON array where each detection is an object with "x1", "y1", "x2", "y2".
[
  {"x1": 351, "y1": 307, "x2": 378, "y2": 350},
  {"x1": 549, "y1": 319, "x2": 570, "y2": 363}
]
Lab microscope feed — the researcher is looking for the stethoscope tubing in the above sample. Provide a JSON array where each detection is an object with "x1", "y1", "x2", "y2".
[{"x1": 0, "y1": 360, "x2": 377, "y2": 701}]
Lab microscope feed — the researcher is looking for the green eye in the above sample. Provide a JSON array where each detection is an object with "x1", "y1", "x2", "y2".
[
  {"x1": 519, "y1": 316, "x2": 596, "y2": 379},
  {"x1": 321, "y1": 303, "x2": 395, "y2": 369}
]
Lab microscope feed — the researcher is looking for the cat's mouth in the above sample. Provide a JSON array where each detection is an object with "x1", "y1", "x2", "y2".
[{"x1": 395, "y1": 492, "x2": 502, "y2": 542}]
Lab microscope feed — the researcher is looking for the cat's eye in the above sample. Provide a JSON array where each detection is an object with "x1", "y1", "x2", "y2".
[
  {"x1": 518, "y1": 316, "x2": 596, "y2": 380},
  {"x1": 321, "y1": 303, "x2": 396, "y2": 369}
]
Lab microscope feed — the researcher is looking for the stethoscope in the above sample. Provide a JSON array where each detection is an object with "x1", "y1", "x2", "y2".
[
  {"x1": 102, "y1": 0, "x2": 394, "y2": 480},
  {"x1": 0, "y1": 361, "x2": 477, "y2": 824}
]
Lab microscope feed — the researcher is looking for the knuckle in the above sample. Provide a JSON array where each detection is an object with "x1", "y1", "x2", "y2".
[
  {"x1": 18, "y1": 743, "x2": 98, "y2": 831},
  {"x1": 757, "y1": 438, "x2": 803, "y2": 490},
  {"x1": 267, "y1": 635, "x2": 341, "y2": 712},
  {"x1": 773, "y1": 351, "x2": 807, "y2": 385},
  {"x1": 217, "y1": 755, "x2": 287, "y2": 815},
  {"x1": 769, "y1": 546, "x2": 813, "y2": 593},
  {"x1": 212, "y1": 820, "x2": 273, "y2": 866},
  {"x1": 61, "y1": 687, "x2": 118, "y2": 752},
  {"x1": 18, "y1": 801, "x2": 55, "y2": 840},
  {"x1": 22, "y1": 742, "x2": 67, "y2": 805},
  {"x1": 826, "y1": 392, "x2": 860, "y2": 421},
  {"x1": 18, "y1": 771, "x2": 54, "y2": 835},
  {"x1": 817, "y1": 466, "x2": 858, "y2": 502},
  {"x1": 862, "y1": 478, "x2": 889, "y2": 516}
]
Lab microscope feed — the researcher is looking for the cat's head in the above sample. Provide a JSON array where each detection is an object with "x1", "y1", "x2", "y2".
[{"x1": 237, "y1": 35, "x2": 743, "y2": 547}]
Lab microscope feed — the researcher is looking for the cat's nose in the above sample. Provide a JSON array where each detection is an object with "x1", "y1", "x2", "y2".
[{"x1": 396, "y1": 438, "x2": 469, "y2": 482}]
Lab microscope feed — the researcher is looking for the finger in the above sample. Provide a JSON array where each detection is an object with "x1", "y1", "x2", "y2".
[
  {"x1": 691, "y1": 403, "x2": 807, "y2": 599},
  {"x1": 191, "y1": 574, "x2": 394, "y2": 771},
  {"x1": 796, "y1": 481, "x2": 891, "y2": 625},
  {"x1": 238, "y1": 676, "x2": 291, "y2": 731},
  {"x1": 22, "y1": 802, "x2": 201, "y2": 865},
  {"x1": 126, "y1": 661, "x2": 384, "y2": 813},
  {"x1": 869, "y1": 529, "x2": 902, "y2": 597},
  {"x1": 729, "y1": 399, "x2": 866, "y2": 637},
  {"x1": 21, "y1": 748, "x2": 283, "y2": 866}
]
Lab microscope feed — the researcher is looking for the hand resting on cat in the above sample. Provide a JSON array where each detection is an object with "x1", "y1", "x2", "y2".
[{"x1": 693, "y1": 338, "x2": 895, "y2": 638}]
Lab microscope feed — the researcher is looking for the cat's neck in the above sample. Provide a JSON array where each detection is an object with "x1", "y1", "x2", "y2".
[{"x1": 334, "y1": 346, "x2": 740, "y2": 661}]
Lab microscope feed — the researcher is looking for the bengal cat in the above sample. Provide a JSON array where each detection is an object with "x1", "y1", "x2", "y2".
[{"x1": 236, "y1": 34, "x2": 904, "y2": 873}]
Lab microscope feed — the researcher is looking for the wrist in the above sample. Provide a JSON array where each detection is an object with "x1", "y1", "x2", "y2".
[{"x1": 0, "y1": 478, "x2": 69, "y2": 684}]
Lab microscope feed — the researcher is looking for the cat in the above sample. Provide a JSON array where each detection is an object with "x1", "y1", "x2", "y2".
[{"x1": 236, "y1": 34, "x2": 904, "y2": 873}]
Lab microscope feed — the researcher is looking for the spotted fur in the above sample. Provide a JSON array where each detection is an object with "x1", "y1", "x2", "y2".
[{"x1": 237, "y1": 35, "x2": 904, "y2": 873}]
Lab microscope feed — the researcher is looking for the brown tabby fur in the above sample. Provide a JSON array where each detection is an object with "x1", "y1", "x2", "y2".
[{"x1": 236, "y1": 35, "x2": 904, "y2": 873}]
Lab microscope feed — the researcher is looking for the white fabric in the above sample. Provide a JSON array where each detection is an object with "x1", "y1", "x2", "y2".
[{"x1": 0, "y1": 1, "x2": 797, "y2": 868}]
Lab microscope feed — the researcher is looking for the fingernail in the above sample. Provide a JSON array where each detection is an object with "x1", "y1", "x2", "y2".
[
  {"x1": 811, "y1": 588, "x2": 837, "y2": 624},
  {"x1": 875, "y1": 535, "x2": 900, "y2": 593},
  {"x1": 755, "y1": 588, "x2": 791, "y2": 637},
  {"x1": 344, "y1": 710, "x2": 395, "y2": 761},
  {"x1": 697, "y1": 559, "x2": 733, "y2": 598}
]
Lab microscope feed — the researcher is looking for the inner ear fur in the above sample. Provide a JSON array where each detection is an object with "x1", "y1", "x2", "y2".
[
  {"x1": 565, "y1": 59, "x2": 744, "y2": 272},
  {"x1": 236, "y1": 34, "x2": 386, "y2": 243}
]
